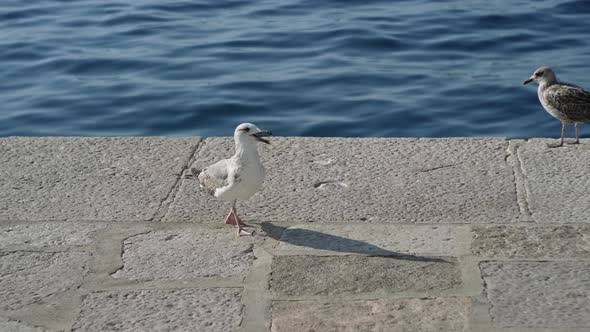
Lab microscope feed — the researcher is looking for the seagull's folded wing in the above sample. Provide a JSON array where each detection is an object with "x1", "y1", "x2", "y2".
[
  {"x1": 545, "y1": 84, "x2": 590, "y2": 122},
  {"x1": 197, "y1": 159, "x2": 231, "y2": 196}
]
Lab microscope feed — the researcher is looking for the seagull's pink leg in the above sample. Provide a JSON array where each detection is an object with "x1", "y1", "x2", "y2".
[
  {"x1": 237, "y1": 225, "x2": 254, "y2": 236},
  {"x1": 231, "y1": 201, "x2": 250, "y2": 226},
  {"x1": 224, "y1": 210, "x2": 239, "y2": 225},
  {"x1": 567, "y1": 123, "x2": 580, "y2": 144},
  {"x1": 225, "y1": 200, "x2": 240, "y2": 225},
  {"x1": 234, "y1": 215, "x2": 249, "y2": 226},
  {"x1": 559, "y1": 122, "x2": 566, "y2": 146},
  {"x1": 227, "y1": 200, "x2": 254, "y2": 236},
  {"x1": 234, "y1": 213, "x2": 255, "y2": 236}
]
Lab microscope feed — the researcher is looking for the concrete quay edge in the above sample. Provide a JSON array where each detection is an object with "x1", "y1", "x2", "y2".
[{"x1": 1, "y1": 137, "x2": 589, "y2": 331}]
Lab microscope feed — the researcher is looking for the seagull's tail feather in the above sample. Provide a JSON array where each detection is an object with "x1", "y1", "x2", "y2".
[{"x1": 190, "y1": 167, "x2": 202, "y2": 177}]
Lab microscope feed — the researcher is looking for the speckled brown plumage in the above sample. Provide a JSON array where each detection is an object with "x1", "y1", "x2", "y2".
[
  {"x1": 524, "y1": 66, "x2": 590, "y2": 146},
  {"x1": 542, "y1": 83, "x2": 590, "y2": 123}
]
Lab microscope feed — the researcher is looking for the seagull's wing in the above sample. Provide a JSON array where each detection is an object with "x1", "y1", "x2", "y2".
[
  {"x1": 192, "y1": 159, "x2": 232, "y2": 197},
  {"x1": 545, "y1": 84, "x2": 590, "y2": 123}
]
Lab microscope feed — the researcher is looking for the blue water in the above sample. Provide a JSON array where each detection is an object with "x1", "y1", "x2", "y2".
[{"x1": 1, "y1": 0, "x2": 590, "y2": 138}]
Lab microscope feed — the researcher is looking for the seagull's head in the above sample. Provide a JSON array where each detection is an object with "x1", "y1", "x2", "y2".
[
  {"x1": 234, "y1": 123, "x2": 272, "y2": 145},
  {"x1": 524, "y1": 66, "x2": 556, "y2": 86}
]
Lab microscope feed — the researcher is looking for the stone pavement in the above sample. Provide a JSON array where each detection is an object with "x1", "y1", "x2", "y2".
[{"x1": 0, "y1": 137, "x2": 589, "y2": 332}]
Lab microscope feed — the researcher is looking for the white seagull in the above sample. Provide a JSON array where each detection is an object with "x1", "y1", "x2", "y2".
[
  {"x1": 524, "y1": 66, "x2": 590, "y2": 146},
  {"x1": 191, "y1": 123, "x2": 272, "y2": 236}
]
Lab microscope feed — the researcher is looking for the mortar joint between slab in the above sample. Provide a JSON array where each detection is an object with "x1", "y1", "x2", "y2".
[
  {"x1": 506, "y1": 140, "x2": 533, "y2": 221},
  {"x1": 152, "y1": 138, "x2": 206, "y2": 222},
  {"x1": 240, "y1": 246, "x2": 273, "y2": 332},
  {"x1": 107, "y1": 229, "x2": 154, "y2": 279},
  {"x1": 79, "y1": 226, "x2": 154, "y2": 297},
  {"x1": 477, "y1": 261, "x2": 498, "y2": 328},
  {"x1": 514, "y1": 142, "x2": 534, "y2": 220}
]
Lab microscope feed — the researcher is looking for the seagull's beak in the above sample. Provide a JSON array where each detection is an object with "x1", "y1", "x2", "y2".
[
  {"x1": 252, "y1": 130, "x2": 272, "y2": 144},
  {"x1": 523, "y1": 77, "x2": 534, "y2": 85}
]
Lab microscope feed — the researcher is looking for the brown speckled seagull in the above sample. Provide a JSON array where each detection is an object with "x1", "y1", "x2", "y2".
[
  {"x1": 191, "y1": 123, "x2": 271, "y2": 236},
  {"x1": 524, "y1": 66, "x2": 590, "y2": 146}
]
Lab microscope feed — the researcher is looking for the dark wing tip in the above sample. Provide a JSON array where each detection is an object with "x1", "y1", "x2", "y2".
[{"x1": 190, "y1": 168, "x2": 202, "y2": 177}]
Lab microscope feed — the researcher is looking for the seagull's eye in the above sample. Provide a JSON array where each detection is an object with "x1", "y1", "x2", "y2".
[
  {"x1": 535, "y1": 71, "x2": 543, "y2": 77},
  {"x1": 240, "y1": 127, "x2": 250, "y2": 132}
]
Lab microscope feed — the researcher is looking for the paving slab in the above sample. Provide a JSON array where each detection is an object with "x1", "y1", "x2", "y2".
[
  {"x1": 72, "y1": 288, "x2": 242, "y2": 332},
  {"x1": 166, "y1": 137, "x2": 518, "y2": 223},
  {"x1": 271, "y1": 297, "x2": 472, "y2": 332},
  {"x1": 0, "y1": 317, "x2": 45, "y2": 332},
  {"x1": 472, "y1": 225, "x2": 590, "y2": 258},
  {"x1": 518, "y1": 139, "x2": 590, "y2": 223},
  {"x1": 481, "y1": 261, "x2": 590, "y2": 328},
  {"x1": 111, "y1": 227, "x2": 257, "y2": 281},
  {"x1": 275, "y1": 224, "x2": 469, "y2": 256},
  {"x1": 0, "y1": 137, "x2": 200, "y2": 222},
  {"x1": 0, "y1": 251, "x2": 89, "y2": 311},
  {"x1": 0, "y1": 222, "x2": 107, "y2": 247},
  {"x1": 271, "y1": 255, "x2": 460, "y2": 297}
]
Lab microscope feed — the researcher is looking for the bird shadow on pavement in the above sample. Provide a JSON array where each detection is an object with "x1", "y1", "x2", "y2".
[{"x1": 260, "y1": 222, "x2": 449, "y2": 264}]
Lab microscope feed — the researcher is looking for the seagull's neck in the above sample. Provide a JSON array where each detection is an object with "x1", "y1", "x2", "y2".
[
  {"x1": 538, "y1": 80, "x2": 555, "y2": 94},
  {"x1": 234, "y1": 141, "x2": 260, "y2": 162},
  {"x1": 540, "y1": 77, "x2": 558, "y2": 91},
  {"x1": 538, "y1": 82, "x2": 547, "y2": 94}
]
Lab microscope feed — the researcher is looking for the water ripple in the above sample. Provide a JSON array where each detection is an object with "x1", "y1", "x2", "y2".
[{"x1": 0, "y1": 0, "x2": 589, "y2": 139}]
